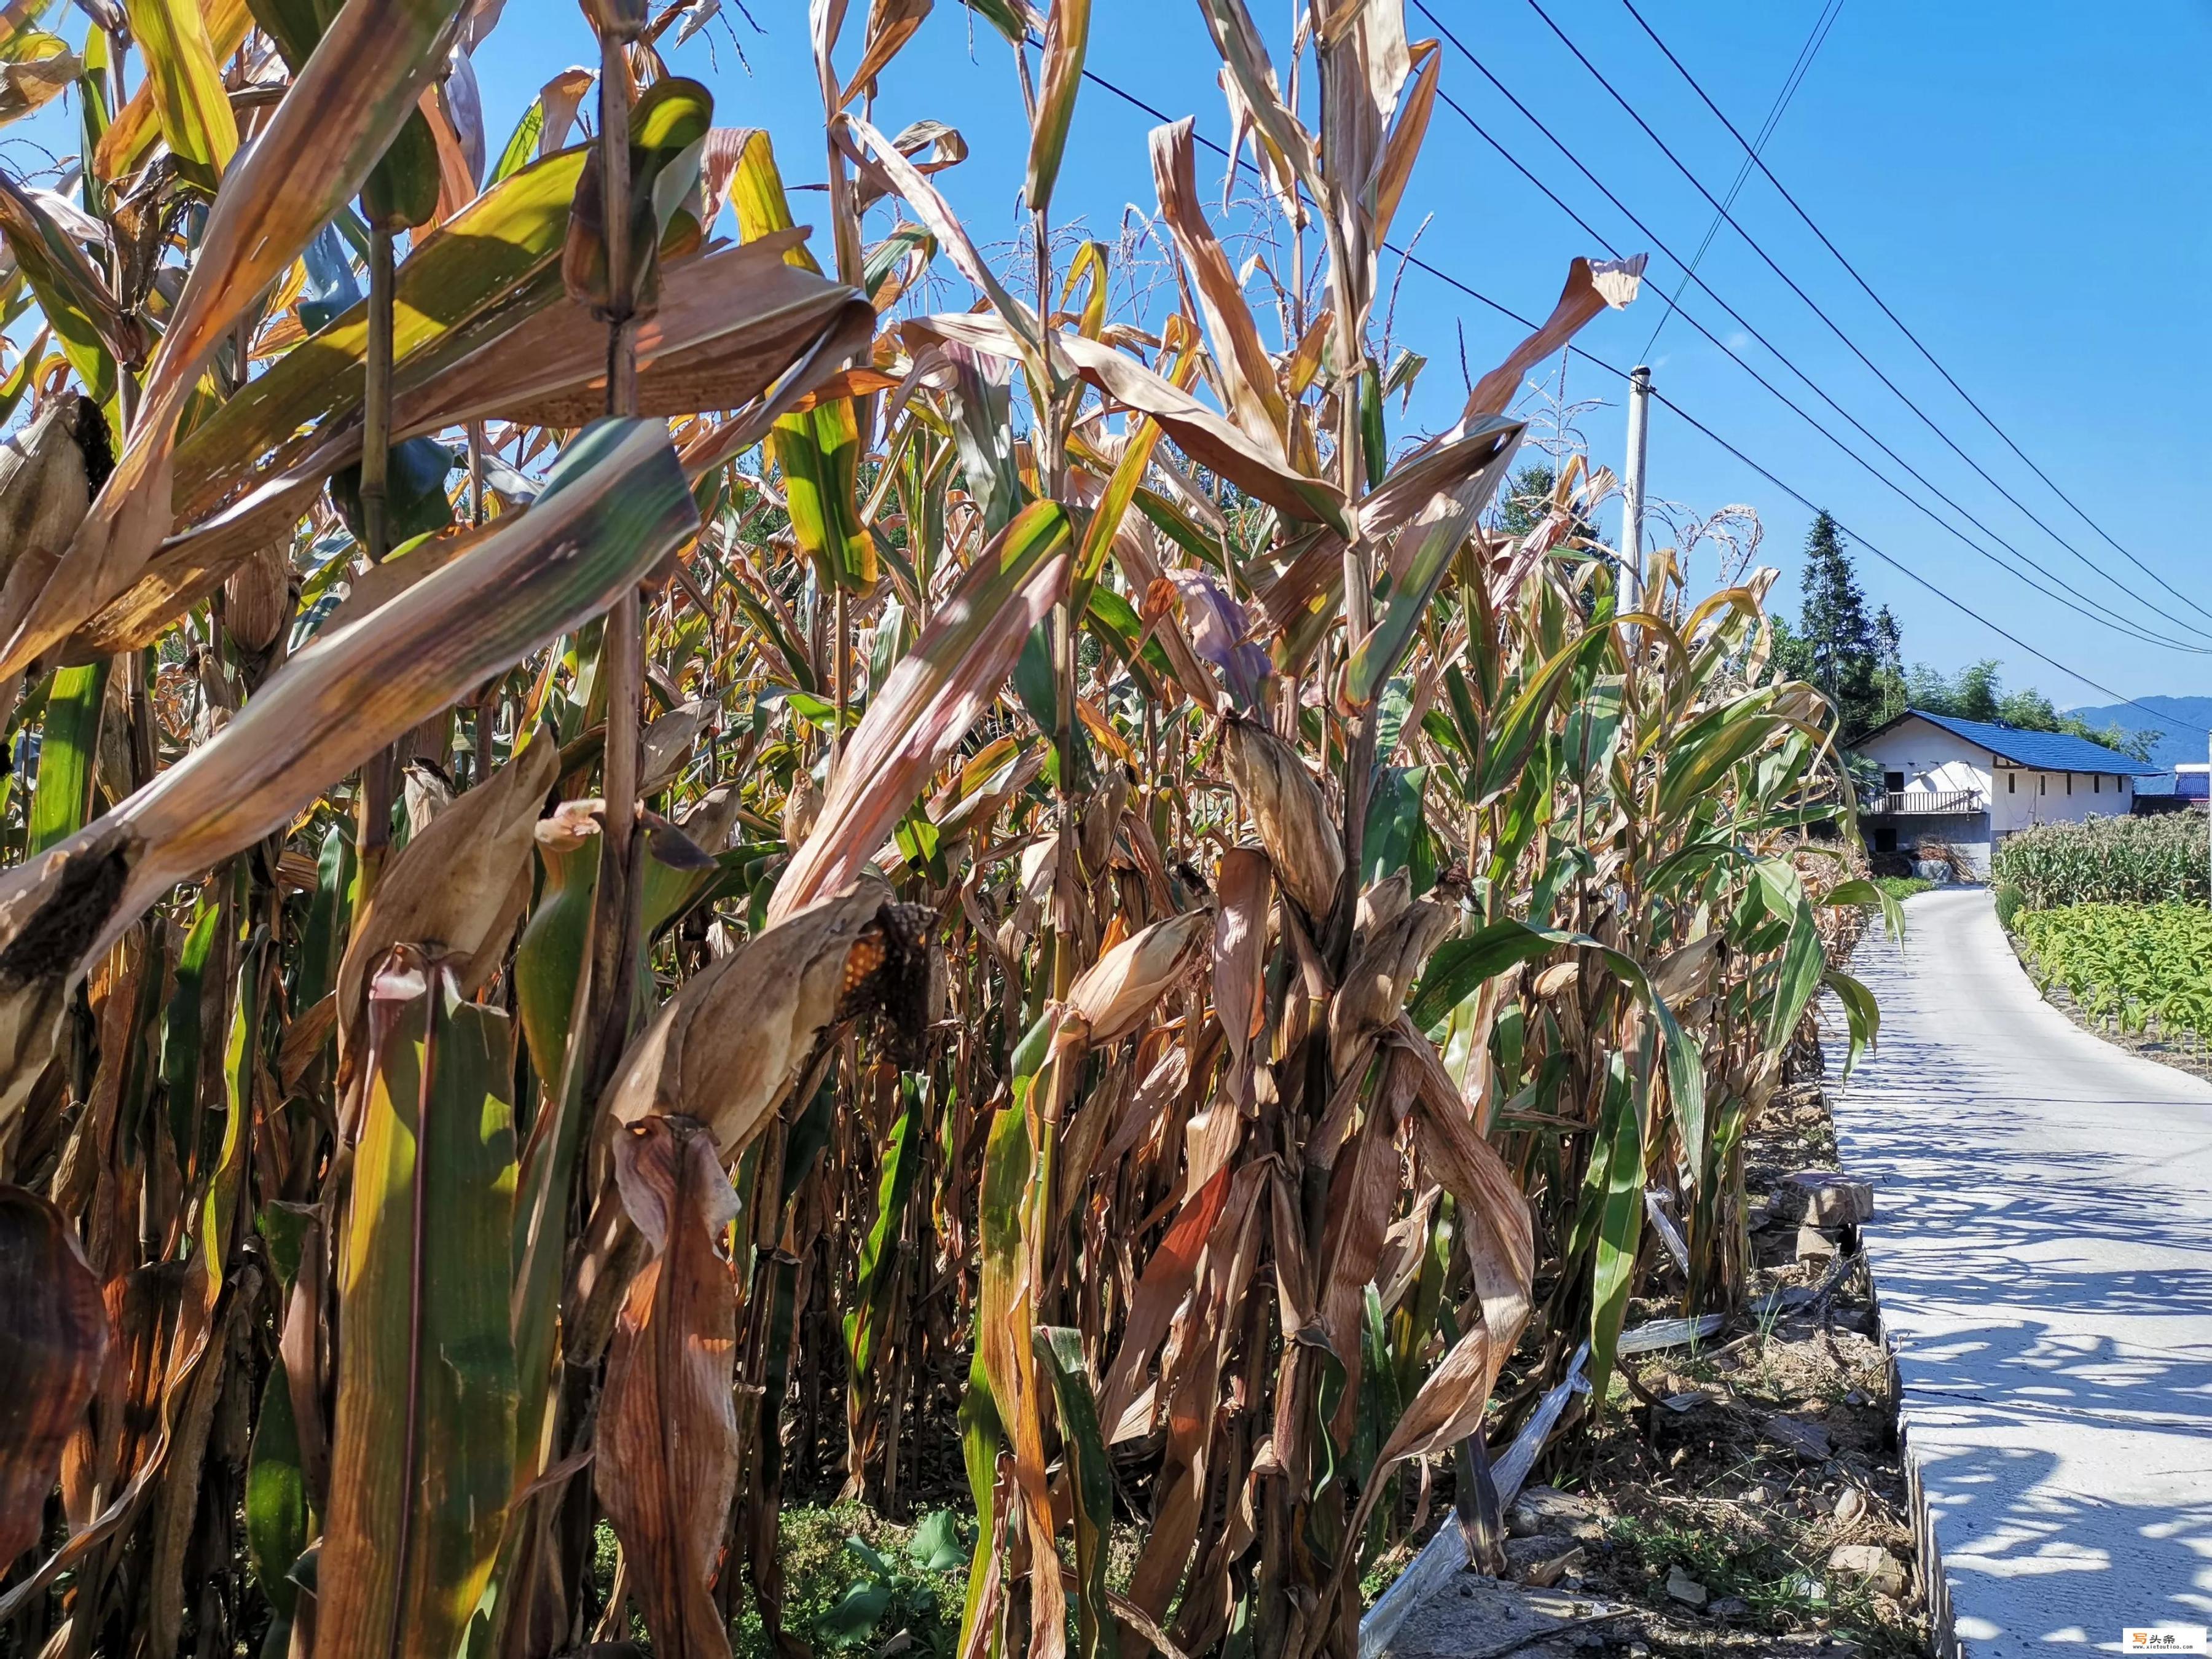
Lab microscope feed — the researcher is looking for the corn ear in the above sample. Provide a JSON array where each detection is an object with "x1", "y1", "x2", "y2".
[
  {"x1": 1222, "y1": 714, "x2": 1343, "y2": 924},
  {"x1": 602, "y1": 877, "x2": 936, "y2": 1159},
  {"x1": 1063, "y1": 909, "x2": 1209, "y2": 1045}
]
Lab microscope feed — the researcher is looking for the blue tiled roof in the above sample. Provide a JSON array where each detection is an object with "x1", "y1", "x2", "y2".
[
  {"x1": 2141, "y1": 771, "x2": 2211, "y2": 800},
  {"x1": 1893, "y1": 710, "x2": 2165, "y2": 775}
]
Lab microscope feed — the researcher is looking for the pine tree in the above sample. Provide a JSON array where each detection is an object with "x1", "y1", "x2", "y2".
[{"x1": 1795, "y1": 511, "x2": 1882, "y2": 735}]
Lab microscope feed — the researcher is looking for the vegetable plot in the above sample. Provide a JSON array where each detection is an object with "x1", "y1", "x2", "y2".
[{"x1": 2015, "y1": 903, "x2": 2212, "y2": 1047}]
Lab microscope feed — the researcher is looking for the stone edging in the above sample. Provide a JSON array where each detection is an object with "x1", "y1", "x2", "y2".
[{"x1": 1865, "y1": 1261, "x2": 1960, "y2": 1658}]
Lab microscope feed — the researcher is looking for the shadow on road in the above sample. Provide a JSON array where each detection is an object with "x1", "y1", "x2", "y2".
[{"x1": 1828, "y1": 890, "x2": 2212, "y2": 1650}]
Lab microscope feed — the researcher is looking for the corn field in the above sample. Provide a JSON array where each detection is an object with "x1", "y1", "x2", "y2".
[
  {"x1": 0, "y1": 3, "x2": 1888, "y2": 1657},
  {"x1": 1991, "y1": 811, "x2": 2208, "y2": 912}
]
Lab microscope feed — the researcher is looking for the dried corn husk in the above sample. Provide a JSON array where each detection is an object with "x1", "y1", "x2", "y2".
[
  {"x1": 0, "y1": 1183, "x2": 105, "y2": 1558},
  {"x1": 602, "y1": 878, "x2": 937, "y2": 1158},
  {"x1": 782, "y1": 766, "x2": 823, "y2": 845},
  {"x1": 335, "y1": 734, "x2": 559, "y2": 1065},
  {"x1": 1330, "y1": 896, "x2": 1453, "y2": 1069},
  {"x1": 1532, "y1": 960, "x2": 1579, "y2": 998},
  {"x1": 1354, "y1": 870, "x2": 1411, "y2": 940},
  {"x1": 0, "y1": 393, "x2": 96, "y2": 600},
  {"x1": 1078, "y1": 769, "x2": 1128, "y2": 881},
  {"x1": 638, "y1": 699, "x2": 712, "y2": 798},
  {"x1": 221, "y1": 545, "x2": 293, "y2": 656},
  {"x1": 1222, "y1": 715, "x2": 1341, "y2": 922},
  {"x1": 1064, "y1": 909, "x2": 1210, "y2": 1046},
  {"x1": 597, "y1": 1114, "x2": 740, "y2": 1659}
]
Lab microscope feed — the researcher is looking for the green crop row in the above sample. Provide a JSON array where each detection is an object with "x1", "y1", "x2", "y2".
[
  {"x1": 1991, "y1": 812, "x2": 2208, "y2": 911},
  {"x1": 2015, "y1": 902, "x2": 2212, "y2": 1045}
]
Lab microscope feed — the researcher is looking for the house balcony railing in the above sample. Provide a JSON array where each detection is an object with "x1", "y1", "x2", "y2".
[{"x1": 1869, "y1": 789, "x2": 1983, "y2": 816}]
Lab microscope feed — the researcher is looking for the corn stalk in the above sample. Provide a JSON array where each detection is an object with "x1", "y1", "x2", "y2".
[{"x1": 0, "y1": 6, "x2": 1878, "y2": 1658}]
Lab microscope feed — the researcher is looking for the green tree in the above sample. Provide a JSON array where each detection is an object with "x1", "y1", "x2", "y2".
[
  {"x1": 1794, "y1": 510, "x2": 1884, "y2": 735},
  {"x1": 1498, "y1": 461, "x2": 1556, "y2": 538}
]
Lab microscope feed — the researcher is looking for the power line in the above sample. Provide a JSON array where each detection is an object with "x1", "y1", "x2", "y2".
[
  {"x1": 1514, "y1": 0, "x2": 2212, "y2": 638},
  {"x1": 1641, "y1": 0, "x2": 1840, "y2": 359},
  {"x1": 1421, "y1": 79, "x2": 2211, "y2": 657},
  {"x1": 1404, "y1": 0, "x2": 2212, "y2": 656},
  {"x1": 1053, "y1": 55, "x2": 2208, "y2": 738},
  {"x1": 1616, "y1": 0, "x2": 2212, "y2": 626}
]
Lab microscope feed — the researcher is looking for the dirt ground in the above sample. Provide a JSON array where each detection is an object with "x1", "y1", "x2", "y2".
[{"x1": 1383, "y1": 1077, "x2": 1931, "y2": 1658}]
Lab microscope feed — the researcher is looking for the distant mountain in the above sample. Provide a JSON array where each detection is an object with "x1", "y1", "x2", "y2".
[{"x1": 2065, "y1": 697, "x2": 2212, "y2": 770}]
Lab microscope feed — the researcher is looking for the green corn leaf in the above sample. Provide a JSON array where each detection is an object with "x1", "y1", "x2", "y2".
[
  {"x1": 123, "y1": 0, "x2": 239, "y2": 194},
  {"x1": 175, "y1": 145, "x2": 587, "y2": 523},
  {"x1": 1361, "y1": 764, "x2": 1430, "y2": 891},
  {"x1": 245, "y1": 1362, "x2": 308, "y2": 1626},
  {"x1": 1585, "y1": 1052, "x2": 1643, "y2": 1403},
  {"x1": 1766, "y1": 890, "x2": 1826, "y2": 1051},
  {"x1": 728, "y1": 129, "x2": 876, "y2": 594},
  {"x1": 559, "y1": 76, "x2": 712, "y2": 318},
  {"x1": 293, "y1": 820, "x2": 355, "y2": 1015},
  {"x1": 317, "y1": 957, "x2": 517, "y2": 1659},
  {"x1": 1822, "y1": 875, "x2": 1907, "y2": 943},
  {"x1": 1470, "y1": 627, "x2": 1614, "y2": 805},
  {"x1": 1036, "y1": 1325, "x2": 1118, "y2": 1658},
  {"x1": 845, "y1": 1080, "x2": 925, "y2": 1378},
  {"x1": 1408, "y1": 921, "x2": 1567, "y2": 1032},
  {"x1": 0, "y1": 176, "x2": 130, "y2": 402},
  {"x1": 160, "y1": 891, "x2": 221, "y2": 1177},
  {"x1": 1824, "y1": 967, "x2": 1880, "y2": 1077},
  {"x1": 362, "y1": 108, "x2": 442, "y2": 230},
  {"x1": 330, "y1": 436, "x2": 456, "y2": 547},
  {"x1": 27, "y1": 659, "x2": 106, "y2": 855},
  {"x1": 1025, "y1": 0, "x2": 1089, "y2": 217}
]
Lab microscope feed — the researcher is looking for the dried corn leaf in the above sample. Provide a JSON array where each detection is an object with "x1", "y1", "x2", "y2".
[
  {"x1": 597, "y1": 1115, "x2": 741, "y2": 1659},
  {"x1": 0, "y1": 1183, "x2": 104, "y2": 1560}
]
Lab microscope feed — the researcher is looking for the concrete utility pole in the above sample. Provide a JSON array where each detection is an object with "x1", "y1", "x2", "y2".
[{"x1": 1620, "y1": 364, "x2": 1652, "y2": 609}]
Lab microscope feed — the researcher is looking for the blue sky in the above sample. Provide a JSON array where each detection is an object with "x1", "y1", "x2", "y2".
[{"x1": 20, "y1": 1, "x2": 2212, "y2": 709}]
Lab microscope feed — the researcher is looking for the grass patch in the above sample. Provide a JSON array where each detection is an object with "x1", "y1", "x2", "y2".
[
  {"x1": 1872, "y1": 874, "x2": 1936, "y2": 901},
  {"x1": 734, "y1": 1502, "x2": 970, "y2": 1658}
]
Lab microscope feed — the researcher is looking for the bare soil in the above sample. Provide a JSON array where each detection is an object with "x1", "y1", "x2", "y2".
[{"x1": 1381, "y1": 1079, "x2": 1932, "y2": 1658}]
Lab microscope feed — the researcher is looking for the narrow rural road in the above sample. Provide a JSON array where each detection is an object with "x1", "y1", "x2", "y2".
[{"x1": 1829, "y1": 888, "x2": 2212, "y2": 1653}]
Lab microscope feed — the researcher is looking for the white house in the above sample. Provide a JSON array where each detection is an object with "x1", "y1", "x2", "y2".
[{"x1": 1853, "y1": 709, "x2": 2162, "y2": 876}]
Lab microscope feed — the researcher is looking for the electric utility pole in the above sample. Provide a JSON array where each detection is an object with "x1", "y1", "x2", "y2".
[{"x1": 1621, "y1": 364, "x2": 1652, "y2": 609}]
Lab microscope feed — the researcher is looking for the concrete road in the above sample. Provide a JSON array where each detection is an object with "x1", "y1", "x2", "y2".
[{"x1": 1829, "y1": 887, "x2": 2212, "y2": 1654}]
